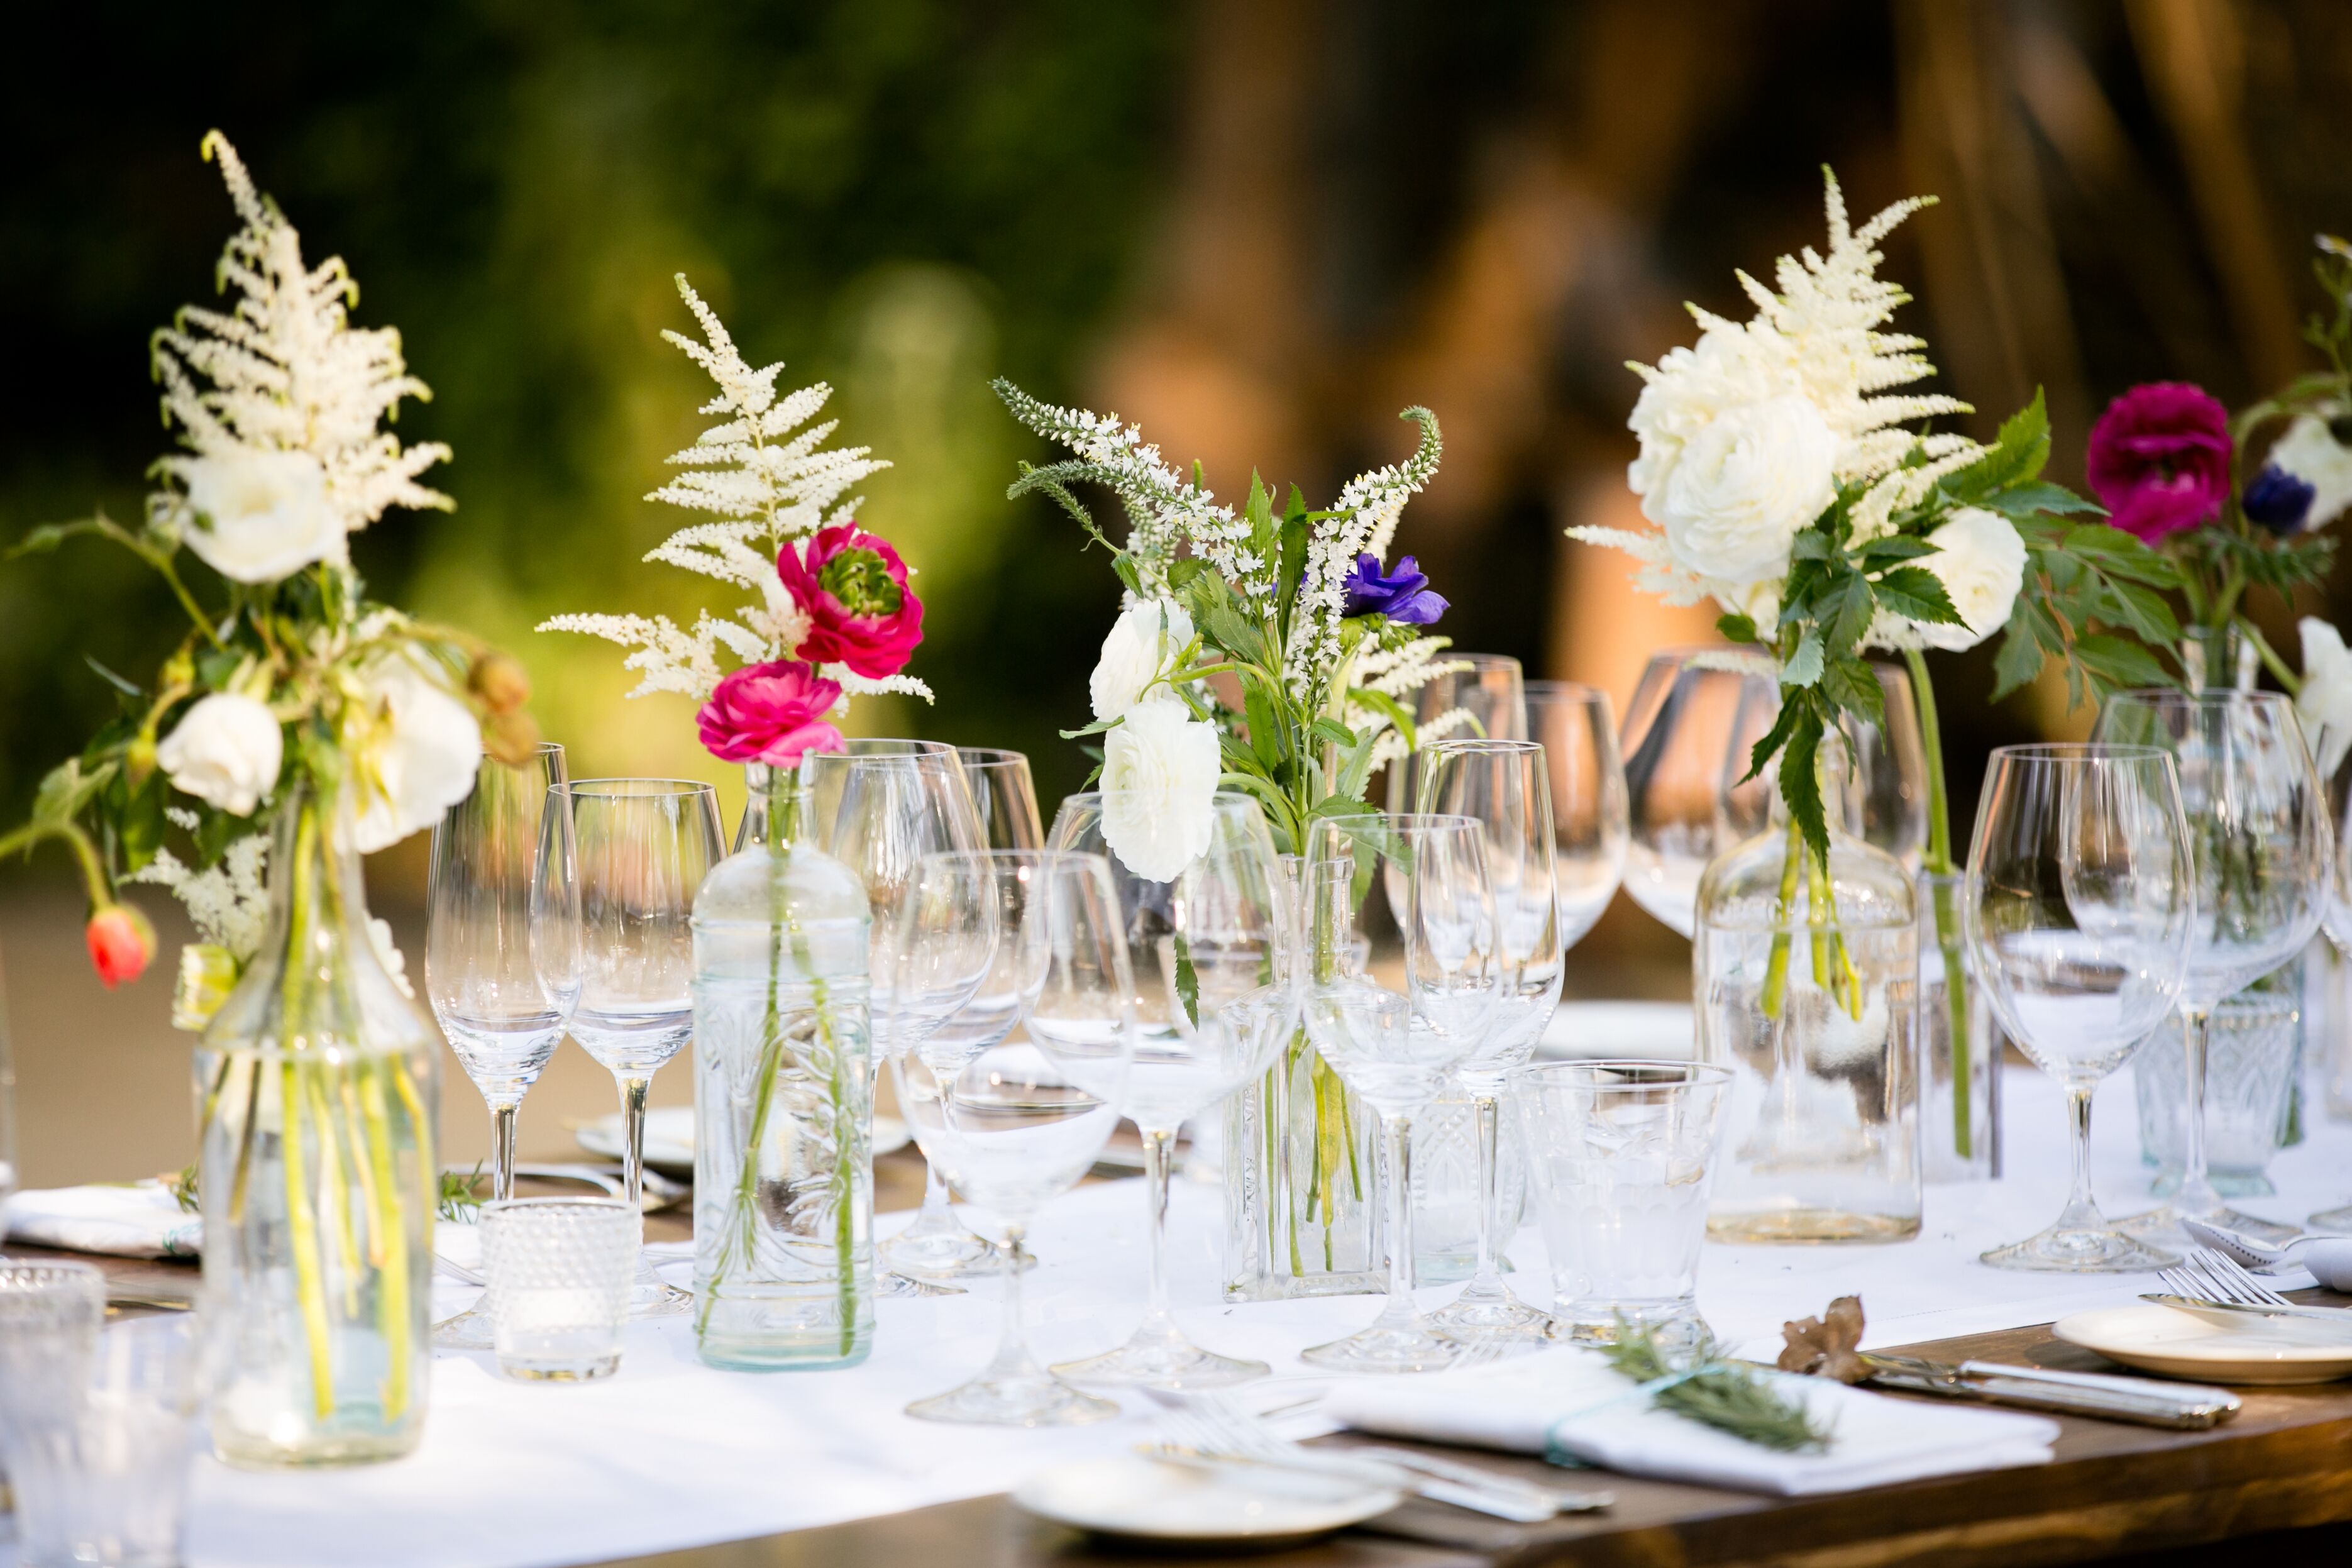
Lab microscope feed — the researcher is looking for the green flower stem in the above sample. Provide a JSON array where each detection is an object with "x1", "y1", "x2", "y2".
[
  {"x1": 360, "y1": 1056, "x2": 415, "y2": 1421},
  {"x1": 0, "y1": 818, "x2": 113, "y2": 909},
  {"x1": 2237, "y1": 616, "x2": 2303, "y2": 696},
  {"x1": 1904, "y1": 648, "x2": 1975, "y2": 1157},
  {"x1": 1759, "y1": 820, "x2": 1804, "y2": 1021},
  {"x1": 279, "y1": 800, "x2": 334, "y2": 1418}
]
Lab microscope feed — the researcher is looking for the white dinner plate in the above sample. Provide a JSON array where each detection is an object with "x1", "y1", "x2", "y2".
[
  {"x1": 577, "y1": 1105, "x2": 910, "y2": 1177},
  {"x1": 1013, "y1": 1454, "x2": 1403, "y2": 1545},
  {"x1": 2053, "y1": 1303, "x2": 2352, "y2": 1385}
]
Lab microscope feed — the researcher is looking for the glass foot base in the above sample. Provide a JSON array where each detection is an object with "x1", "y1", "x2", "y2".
[
  {"x1": 1300, "y1": 1319, "x2": 1460, "y2": 1375},
  {"x1": 431, "y1": 1305, "x2": 496, "y2": 1350},
  {"x1": 882, "y1": 1234, "x2": 1033, "y2": 1282},
  {"x1": 904, "y1": 1370, "x2": 1119, "y2": 1427},
  {"x1": 878, "y1": 1271, "x2": 966, "y2": 1298},
  {"x1": 1982, "y1": 1223, "x2": 2178, "y2": 1273},
  {"x1": 1052, "y1": 1335, "x2": 1269, "y2": 1391},
  {"x1": 1425, "y1": 1281, "x2": 1555, "y2": 1348},
  {"x1": 628, "y1": 1260, "x2": 693, "y2": 1318},
  {"x1": 2311, "y1": 1203, "x2": 2352, "y2": 1231},
  {"x1": 2121, "y1": 1203, "x2": 2299, "y2": 1249}
]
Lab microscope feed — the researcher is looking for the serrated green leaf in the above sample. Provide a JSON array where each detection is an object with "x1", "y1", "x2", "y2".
[
  {"x1": 1742, "y1": 693, "x2": 1804, "y2": 785},
  {"x1": 1989, "y1": 622, "x2": 2046, "y2": 703},
  {"x1": 1334, "y1": 725, "x2": 1385, "y2": 801},
  {"x1": 1244, "y1": 678, "x2": 1287, "y2": 773},
  {"x1": 1779, "y1": 702, "x2": 1829, "y2": 868},
  {"x1": 1856, "y1": 536, "x2": 1936, "y2": 568},
  {"x1": 1784, "y1": 629, "x2": 1826, "y2": 687},
  {"x1": 1791, "y1": 531, "x2": 1832, "y2": 561},
  {"x1": 2101, "y1": 577, "x2": 2183, "y2": 646},
  {"x1": 1244, "y1": 471, "x2": 1276, "y2": 562},
  {"x1": 1347, "y1": 687, "x2": 1416, "y2": 751},
  {"x1": 1172, "y1": 931, "x2": 1200, "y2": 1029},
  {"x1": 2072, "y1": 634, "x2": 2175, "y2": 695},
  {"x1": 1822, "y1": 656, "x2": 1885, "y2": 726},
  {"x1": 1975, "y1": 482, "x2": 2104, "y2": 521},
  {"x1": 1716, "y1": 612, "x2": 1758, "y2": 644},
  {"x1": 1944, "y1": 389, "x2": 2050, "y2": 500},
  {"x1": 1823, "y1": 574, "x2": 1877, "y2": 660},
  {"x1": 1308, "y1": 716, "x2": 1355, "y2": 751},
  {"x1": 1871, "y1": 565, "x2": 1963, "y2": 626}
]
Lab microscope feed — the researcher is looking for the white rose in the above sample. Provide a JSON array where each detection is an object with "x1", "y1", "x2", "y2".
[
  {"x1": 2297, "y1": 617, "x2": 2352, "y2": 777},
  {"x1": 1098, "y1": 696, "x2": 1222, "y2": 881},
  {"x1": 178, "y1": 450, "x2": 343, "y2": 583},
  {"x1": 350, "y1": 654, "x2": 484, "y2": 853},
  {"x1": 1651, "y1": 395, "x2": 1837, "y2": 586},
  {"x1": 1090, "y1": 599, "x2": 1196, "y2": 722},
  {"x1": 2266, "y1": 412, "x2": 2352, "y2": 530},
  {"x1": 1911, "y1": 507, "x2": 2026, "y2": 652},
  {"x1": 157, "y1": 693, "x2": 283, "y2": 816}
]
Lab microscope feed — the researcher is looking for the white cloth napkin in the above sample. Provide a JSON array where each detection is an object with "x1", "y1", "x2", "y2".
[
  {"x1": 1323, "y1": 1345, "x2": 2058, "y2": 1496},
  {"x1": 2297, "y1": 1239, "x2": 2352, "y2": 1292},
  {"x1": 4, "y1": 1181, "x2": 202, "y2": 1258}
]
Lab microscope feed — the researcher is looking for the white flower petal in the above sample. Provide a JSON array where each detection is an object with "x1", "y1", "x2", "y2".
[
  {"x1": 157, "y1": 693, "x2": 283, "y2": 817},
  {"x1": 1097, "y1": 697, "x2": 1222, "y2": 881}
]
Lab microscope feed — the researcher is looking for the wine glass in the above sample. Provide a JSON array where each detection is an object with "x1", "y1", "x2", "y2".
[
  {"x1": 900, "y1": 851, "x2": 1136, "y2": 1425},
  {"x1": 426, "y1": 743, "x2": 577, "y2": 1349},
  {"x1": 958, "y1": 748, "x2": 1044, "y2": 850},
  {"x1": 550, "y1": 778, "x2": 725, "y2": 1310},
  {"x1": 1416, "y1": 739, "x2": 1566, "y2": 1350},
  {"x1": 1525, "y1": 682, "x2": 1631, "y2": 947},
  {"x1": 1620, "y1": 649, "x2": 1777, "y2": 936},
  {"x1": 1045, "y1": 792, "x2": 1290, "y2": 1389},
  {"x1": 804, "y1": 741, "x2": 991, "y2": 1289},
  {"x1": 1300, "y1": 814, "x2": 1499, "y2": 1372},
  {"x1": 1386, "y1": 653, "x2": 1528, "y2": 816},
  {"x1": 1965, "y1": 744, "x2": 2193, "y2": 1271},
  {"x1": 2094, "y1": 690, "x2": 2333, "y2": 1245},
  {"x1": 2317, "y1": 768, "x2": 2352, "y2": 1231}
]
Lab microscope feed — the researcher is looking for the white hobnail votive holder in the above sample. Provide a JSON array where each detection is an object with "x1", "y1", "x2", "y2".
[{"x1": 480, "y1": 1197, "x2": 638, "y2": 1381}]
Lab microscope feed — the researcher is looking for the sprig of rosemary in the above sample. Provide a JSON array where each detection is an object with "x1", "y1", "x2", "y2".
[
  {"x1": 167, "y1": 1162, "x2": 199, "y2": 1213},
  {"x1": 1603, "y1": 1323, "x2": 1831, "y2": 1453},
  {"x1": 438, "y1": 1161, "x2": 487, "y2": 1223}
]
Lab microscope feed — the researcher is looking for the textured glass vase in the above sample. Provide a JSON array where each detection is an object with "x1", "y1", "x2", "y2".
[
  {"x1": 1918, "y1": 871, "x2": 1998, "y2": 1182},
  {"x1": 1694, "y1": 798, "x2": 1921, "y2": 1242},
  {"x1": 196, "y1": 782, "x2": 439, "y2": 1468},
  {"x1": 2136, "y1": 960, "x2": 2300, "y2": 1197},
  {"x1": 690, "y1": 763, "x2": 875, "y2": 1370},
  {"x1": 1222, "y1": 856, "x2": 1381, "y2": 1300},
  {"x1": 1410, "y1": 1085, "x2": 1527, "y2": 1284}
]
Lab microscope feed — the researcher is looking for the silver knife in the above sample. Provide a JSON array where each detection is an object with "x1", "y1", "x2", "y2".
[
  {"x1": 2141, "y1": 1293, "x2": 2352, "y2": 1333},
  {"x1": 1860, "y1": 1352, "x2": 2239, "y2": 1428}
]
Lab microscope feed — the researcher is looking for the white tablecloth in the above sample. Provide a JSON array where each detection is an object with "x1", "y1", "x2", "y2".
[{"x1": 91, "y1": 1063, "x2": 2352, "y2": 1567}]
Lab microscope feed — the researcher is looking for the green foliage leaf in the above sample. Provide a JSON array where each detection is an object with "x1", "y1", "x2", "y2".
[
  {"x1": 1975, "y1": 481, "x2": 2104, "y2": 521},
  {"x1": 1821, "y1": 656, "x2": 1885, "y2": 727},
  {"x1": 1943, "y1": 388, "x2": 2050, "y2": 500},
  {"x1": 1171, "y1": 931, "x2": 1200, "y2": 1029},
  {"x1": 1308, "y1": 716, "x2": 1355, "y2": 751},
  {"x1": 1779, "y1": 700, "x2": 1829, "y2": 866},
  {"x1": 2061, "y1": 525, "x2": 2180, "y2": 587},
  {"x1": 2070, "y1": 634, "x2": 2173, "y2": 695},
  {"x1": 1347, "y1": 687, "x2": 1416, "y2": 751},
  {"x1": 1989, "y1": 621, "x2": 2046, "y2": 704},
  {"x1": 1716, "y1": 612, "x2": 1758, "y2": 644},
  {"x1": 1855, "y1": 536, "x2": 1936, "y2": 568},
  {"x1": 1870, "y1": 565, "x2": 1962, "y2": 626},
  {"x1": 1783, "y1": 629, "x2": 1826, "y2": 688}
]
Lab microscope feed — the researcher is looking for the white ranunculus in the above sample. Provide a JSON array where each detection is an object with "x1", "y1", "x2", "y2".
[
  {"x1": 350, "y1": 654, "x2": 484, "y2": 853},
  {"x1": 1652, "y1": 394, "x2": 1837, "y2": 585},
  {"x1": 1912, "y1": 507, "x2": 2027, "y2": 652},
  {"x1": 2297, "y1": 617, "x2": 2352, "y2": 777},
  {"x1": 178, "y1": 450, "x2": 343, "y2": 583},
  {"x1": 1089, "y1": 599, "x2": 1196, "y2": 722},
  {"x1": 157, "y1": 693, "x2": 283, "y2": 816},
  {"x1": 2267, "y1": 412, "x2": 2352, "y2": 531},
  {"x1": 1098, "y1": 696, "x2": 1221, "y2": 881}
]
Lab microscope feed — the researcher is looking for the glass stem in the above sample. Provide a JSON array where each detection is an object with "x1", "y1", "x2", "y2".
[
  {"x1": 1471, "y1": 1092, "x2": 1501, "y2": 1285},
  {"x1": 1139, "y1": 1126, "x2": 1176, "y2": 1327},
  {"x1": 617, "y1": 1074, "x2": 650, "y2": 1207},
  {"x1": 490, "y1": 1103, "x2": 518, "y2": 1202},
  {"x1": 919, "y1": 1160, "x2": 956, "y2": 1228},
  {"x1": 980, "y1": 1221, "x2": 1041, "y2": 1381},
  {"x1": 1373, "y1": 1110, "x2": 1418, "y2": 1325},
  {"x1": 2053, "y1": 1084, "x2": 2102, "y2": 1233},
  {"x1": 2177, "y1": 1007, "x2": 2222, "y2": 1215}
]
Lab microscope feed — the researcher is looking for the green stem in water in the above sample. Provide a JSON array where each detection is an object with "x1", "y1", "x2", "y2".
[
  {"x1": 1905, "y1": 649, "x2": 1974, "y2": 1159},
  {"x1": 2238, "y1": 616, "x2": 2302, "y2": 696},
  {"x1": 278, "y1": 799, "x2": 335, "y2": 1419},
  {"x1": 1760, "y1": 819, "x2": 1804, "y2": 1020}
]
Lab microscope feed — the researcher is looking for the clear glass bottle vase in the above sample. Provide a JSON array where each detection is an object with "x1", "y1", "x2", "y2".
[
  {"x1": 1222, "y1": 856, "x2": 1382, "y2": 1300},
  {"x1": 196, "y1": 780, "x2": 440, "y2": 1468},
  {"x1": 1694, "y1": 775, "x2": 1922, "y2": 1242},
  {"x1": 690, "y1": 762, "x2": 875, "y2": 1369}
]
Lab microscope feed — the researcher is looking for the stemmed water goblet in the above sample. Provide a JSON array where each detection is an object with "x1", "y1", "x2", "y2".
[
  {"x1": 2094, "y1": 691, "x2": 2332, "y2": 1246},
  {"x1": 1526, "y1": 682, "x2": 1631, "y2": 948},
  {"x1": 2318, "y1": 765, "x2": 2352, "y2": 1231},
  {"x1": 1046, "y1": 792, "x2": 1291, "y2": 1389},
  {"x1": 1300, "y1": 814, "x2": 1500, "y2": 1372},
  {"x1": 426, "y1": 743, "x2": 577, "y2": 1348},
  {"x1": 802, "y1": 741, "x2": 991, "y2": 1291},
  {"x1": 1386, "y1": 653, "x2": 1527, "y2": 817},
  {"x1": 1620, "y1": 649, "x2": 1777, "y2": 937},
  {"x1": 1415, "y1": 738, "x2": 1568, "y2": 1350},
  {"x1": 900, "y1": 851, "x2": 1136, "y2": 1425},
  {"x1": 543, "y1": 778, "x2": 725, "y2": 1311},
  {"x1": 958, "y1": 747, "x2": 1044, "y2": 850},
  {"x1": 1965, "y1": 744, "x2": 2193, "y2": 1271}
]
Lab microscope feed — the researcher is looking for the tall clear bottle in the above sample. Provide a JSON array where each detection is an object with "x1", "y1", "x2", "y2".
[{"x1": 691, "y1": 762, "x2": 875, "y2": 1369}]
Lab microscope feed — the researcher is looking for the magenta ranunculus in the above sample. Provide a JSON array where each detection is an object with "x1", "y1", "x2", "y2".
[
  {"x1": 696, "y1": 660, "x2": 845, "y2": 767},
  {"x1": 776, "y1": 523, "x2": 925, "y2": 679},
  {"x1": 2084, "y1": 382, "x2": 2233, "y2": 543}
]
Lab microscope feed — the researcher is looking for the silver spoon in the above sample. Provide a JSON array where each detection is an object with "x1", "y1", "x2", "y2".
[{"x1": 2182, "y1": 1215, "x2": 2351, "y2": 1273}]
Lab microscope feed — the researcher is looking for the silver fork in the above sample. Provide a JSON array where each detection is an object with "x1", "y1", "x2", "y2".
[{"x1": 2148, "y1": 1249, "x2": 2352, "y2": 1333}]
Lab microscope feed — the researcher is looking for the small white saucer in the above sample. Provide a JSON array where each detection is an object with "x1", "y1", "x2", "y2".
[
  {"x1": 1013, "y1": 1454, "x2": 1403, "y2": 1545},
  {"x1": 2054, "y1": 1304, "x2": 2352, "y2": 1385},
  {"x1": 578, "y1": 1105, "x2": 910, "y2": 1176}
]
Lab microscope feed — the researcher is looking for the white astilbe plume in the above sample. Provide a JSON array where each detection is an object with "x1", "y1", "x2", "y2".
[
  {"x1": 991, "y1": 382, "x2": 1257, "y2": 599},
  {"x1": 1288, "y1": 409, "x2": 1442, "y2": 697},
  {"x1": 129, "y1": 812, "x2": 270, "y2": 962},
  {"x1": 542, "y1": 274, "x2": 929, "y2": 703},
  {"x1": 147, "y1": 131, "x2": 451, "y2": 556}
]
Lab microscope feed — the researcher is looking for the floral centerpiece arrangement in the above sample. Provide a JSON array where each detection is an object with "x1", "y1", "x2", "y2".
[
  {"x1": 1, "y1": 133, "x2": 532, "y2": 1464},
  {"x1": 1573, "y1": 169, "x2": 2178, "y2": 1176},
  {"x1": 992, "y1": 378, "x2": 1462, "y2": 1296},
  {"x1": 545, "y1": 277, "x2": 924, "y2": 1367}
]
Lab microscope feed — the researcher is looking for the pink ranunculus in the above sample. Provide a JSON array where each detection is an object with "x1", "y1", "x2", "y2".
[
  {"x1": 776, "y1": 524, "x2": 925, "y2": 679},
  {"x1": 696, "y1": 660, "x2": 846, "y2": 767},
  {"x1": 86, "y1": 903, "x2": 155, "y2": 989},
  {"x1": 2084, "y1": 382, "x2": 2234, "y2": 543}
]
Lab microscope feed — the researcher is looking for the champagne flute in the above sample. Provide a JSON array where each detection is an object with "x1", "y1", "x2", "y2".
[
  {"x1": 2094, "y1": 690, "x2": 2333, "y2": 1245},
  {"x1": 1965, "y1": 744, "x2": 2192, "y2": 1271},
  {"x1": 1046, "y1": 792, "x2": 1290, "y2": 1389},
  {"x1": 1417, "y1": 739, "x2": 1567, "y2": 1350},
  {"x1": 1387, "y1": 653, "x2": 1528, "y2": 816},
  {"x1": 1301, "y1": 814, "x2": 1499, "y2": 1372},
  {"x1": 803, "y1": 741, "x2": 991, "y2": 1288},
  {"x1": 900, "y1": 851, "x2": 1135, "y2": 1425},
  {"x1": 551, "y1": 778, "x2": 725, "y2": 1310}
]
